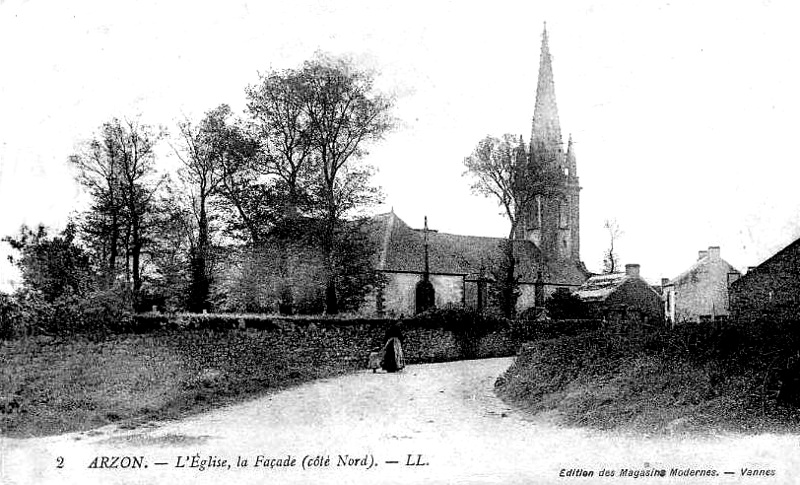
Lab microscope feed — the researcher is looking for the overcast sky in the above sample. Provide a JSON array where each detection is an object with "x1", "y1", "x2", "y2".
[{"x1": 2, "y1": 0, "x2": 799, "y2": 290}]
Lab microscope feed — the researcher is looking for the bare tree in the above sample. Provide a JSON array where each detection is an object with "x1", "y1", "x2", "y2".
[
  {"x1": 463, "y1": 134, "x2": 558, "y2": 317},
  {"x1": 463, "y1": 134, "x2": 537, "y2": 240},
  {"x1": 602, "y1": 218, "x2": 623, "y2": 274}
]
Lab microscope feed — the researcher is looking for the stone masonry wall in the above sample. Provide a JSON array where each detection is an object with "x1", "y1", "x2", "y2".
[
  {"x1": 132, "y1": 314, "x2": 524, "y2": 367},
  {"x1": 673, "y1": 259, "x2": 736, "y2": 322}
]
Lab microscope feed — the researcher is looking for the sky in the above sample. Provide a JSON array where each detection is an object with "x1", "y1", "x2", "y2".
[{"x1": 1, "y1": 0, "x2": 800, "y2": 290}]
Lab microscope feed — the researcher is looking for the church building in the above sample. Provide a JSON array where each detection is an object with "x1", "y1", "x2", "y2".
[{"x1": 361, "y1": 26, "x2": 590, "y2": 317}]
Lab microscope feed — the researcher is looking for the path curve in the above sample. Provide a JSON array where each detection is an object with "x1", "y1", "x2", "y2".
[{"x1": 3, "y1": 357, "x2": 800, "y2": 484}]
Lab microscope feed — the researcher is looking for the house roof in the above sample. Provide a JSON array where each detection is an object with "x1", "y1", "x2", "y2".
[
  {"x1": 730, "y1": 236, "x2": 800, "y2": 289},
  {"x1": 367, "y1": 211, "x2": 587, "y2": 285},
  {"x1": 574, "y1": 273, "x2": 630, "y2": 302},
  {"x1": 666, "y1": 254, "x2": 740, "y2": 287},
  {"x1": 575, "y1": 270, "x2": 665, "y2": 303}
]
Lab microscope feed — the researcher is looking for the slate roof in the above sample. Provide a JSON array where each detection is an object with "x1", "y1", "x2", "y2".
[
  {"x1": 575, "y1": 271, "x2": 665, "y2": 302},
  {"x1": 729, "y1": 237, "x2": 800, "y2": 289},
  {"x1": 367, "y1": 211, "x2": 587, "y2": 285},
  {"x1": 574, "y1": 273, "x2": 630, "y2": 302}
]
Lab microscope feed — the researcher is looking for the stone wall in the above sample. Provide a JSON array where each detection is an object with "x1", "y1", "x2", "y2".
[
  {"x1": 132, "y1": 314, "x2": 524, "y2": 366},
  {"x1": 669, "y1": 252, "x2": 739, "y2": 323},
  {"x1": 381, "y1": 272, "x2": 419, "y2": 316},
  {"x1": 378, "y1": 272, "x2": 464, "y2": 317},
  {"x1": 431, "y1": 274, "x2": 464, "y2": 309},
  {"x1": 517, "y1": 283, "x2": 537, "y2": 312}
]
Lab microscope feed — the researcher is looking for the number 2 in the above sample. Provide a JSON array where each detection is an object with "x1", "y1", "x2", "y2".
[{"x1": 56, "y1": 456, "x2": 64, "y2": 469}]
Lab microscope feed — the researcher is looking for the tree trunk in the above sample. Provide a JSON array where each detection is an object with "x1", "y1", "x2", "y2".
[
  {"x1": 131, "y1": 215, "x2": 142, "y2": 296},
  {"x1": 323, "y1": 207, "x2": 338, "y2": 315},
  {"x1": 498, "y1": 221, "x2": 521, "y2": 318},
  {"x1": 190, "y1": 197, "x2": 210, "y2": 312},
  {"x1": 501, "y1": 237, "x2": 517, "y2": 318},
  {"x1": 124, "y1": 221, "x2": 131, "y2": 284},
  {"x1": 107, "y1": 185, "x2": 119, "y2": 288}
]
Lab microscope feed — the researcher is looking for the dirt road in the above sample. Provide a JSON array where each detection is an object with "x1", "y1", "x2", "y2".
[{"x1": 2, "y1": 357, "x2": 799, "y2": 484}]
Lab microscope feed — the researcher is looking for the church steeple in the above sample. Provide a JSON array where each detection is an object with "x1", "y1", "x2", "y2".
[
  {"x1": 521, "y1": 24, "x2": 581, "y2": 263},
  {"x1": 531, "y1": 23, "x2": 563, "y2": 160}
]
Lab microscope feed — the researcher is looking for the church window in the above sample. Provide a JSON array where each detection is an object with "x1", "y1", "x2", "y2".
[
  {"x1": 535, "y1": 196, "x2": 542, "y2": 228},
  {"x1": 559, "y1": 200, "x2": 568, "y2": 228}
]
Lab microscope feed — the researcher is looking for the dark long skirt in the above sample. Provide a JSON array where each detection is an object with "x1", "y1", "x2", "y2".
[{"x1": 381, "y1": 337, "x2": 405, "y2": 372}]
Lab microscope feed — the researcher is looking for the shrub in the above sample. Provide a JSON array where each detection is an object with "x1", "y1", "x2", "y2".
[
  {"x1": 3, "y1": 223, "x2": 94, "y2": 303},
  {"x1": 132, "y1": 312, "x2": 283, "y2": 332},
  {"x1": 79, "y1": 287, "x2": 135, "y2": 333},
  {"x1": 6, "y1": 286, "x2": 135, "y2": 337},
  {"x1": 12, "y1": 291, "x2": 54, "y2": 336},
  {"x1": 0, "y1": 293, "x2": 21, "y2": 339},
  {"x1": 545, "y1": 287, "x2": 589, "y2": 319}
]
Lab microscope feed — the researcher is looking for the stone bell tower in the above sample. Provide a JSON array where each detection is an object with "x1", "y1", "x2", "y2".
[{"x1": 519, "y1": 24, "x2": 581, "y2": 263}]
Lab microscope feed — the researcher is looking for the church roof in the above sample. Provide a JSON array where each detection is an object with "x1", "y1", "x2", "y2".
[{"x1": 368, "y1": 211, "x2": 587, "y2": 285}]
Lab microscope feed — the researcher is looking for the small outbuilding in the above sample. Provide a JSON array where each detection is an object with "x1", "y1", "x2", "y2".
[{"x1": 574, "y1": 264, "x2": 664, "y2": 324}]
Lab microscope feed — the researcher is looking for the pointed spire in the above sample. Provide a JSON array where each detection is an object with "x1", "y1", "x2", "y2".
[
  {"x1": 565, "y1": 133, "x2": 577, "y2": 177},
  {"x1": 531, "y1": 22, "x2": 563, "y2": 160},
  {"x1": 515, "y1": 134, "x2": 527, "y2": 165}
]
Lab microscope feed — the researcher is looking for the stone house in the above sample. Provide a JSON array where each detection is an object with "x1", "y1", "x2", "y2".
[
  {"x1": 574, "y1": 264, "x2": 664, "y2": 324},
  {"x1": 729, "y1": 237, "x2": 800, "y2": 322},
  {"x1": 662, "y1": 246, "x2": 741, "y2": 324}
]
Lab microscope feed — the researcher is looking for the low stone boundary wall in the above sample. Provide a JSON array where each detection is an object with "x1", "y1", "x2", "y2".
[{"x1": 131, "y1": 313, "x2": 529, "y2": 365}]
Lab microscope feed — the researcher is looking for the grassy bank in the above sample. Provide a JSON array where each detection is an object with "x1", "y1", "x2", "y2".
[
  {"x1": 496, "y1": 321, "x2": 800, "y2": 435},
  {"x1": 0, "y1": 329, "x2": 365, "y2": 438}
]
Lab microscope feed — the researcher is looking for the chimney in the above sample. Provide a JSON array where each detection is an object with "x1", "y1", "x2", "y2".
[
  {"x1": 708, "y1": 246, "x2": 720, "y2": 260},
  {"x1": 661, "y1": 278, "x2": 669, "y2": 287},
  {"x1": 625, "y1": 264, "x2": 640, "y2": 277},
  {"x1": 698, "y1": 250, "x2": 708, "y2": 260}
]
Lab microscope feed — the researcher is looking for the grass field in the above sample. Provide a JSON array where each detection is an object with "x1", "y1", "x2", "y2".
[{"x1": 0, "y1": 329, "x2": 364, "y2": 438}]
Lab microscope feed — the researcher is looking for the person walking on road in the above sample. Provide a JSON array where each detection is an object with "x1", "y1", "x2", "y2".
[{"x1": 381, "y1": 321, "x2": 405, "y2": 373}]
